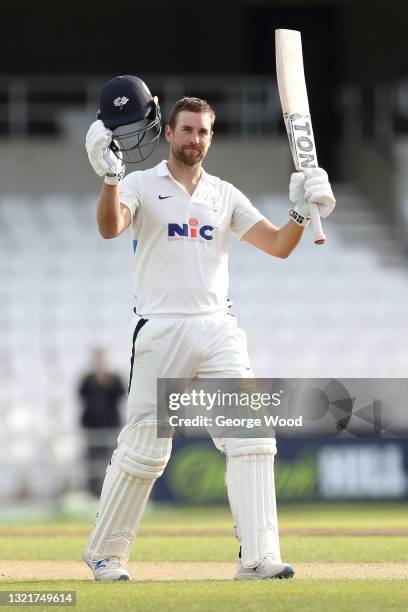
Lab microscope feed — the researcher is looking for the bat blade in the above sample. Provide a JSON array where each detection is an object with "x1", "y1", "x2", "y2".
[{"x1": 275, "y1": 28, "x2": 326, "y2": 245}]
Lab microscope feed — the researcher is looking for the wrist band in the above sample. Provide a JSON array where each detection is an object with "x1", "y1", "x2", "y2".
[
  {"x1": 104, "y1": 174, "x2": 119, "y2": 186},
  {"x1": 289, "y1": 208, "x2": 310, "y2": 227}
]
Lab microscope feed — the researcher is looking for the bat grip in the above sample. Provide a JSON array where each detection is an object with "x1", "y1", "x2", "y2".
[{"x1": 309, "y1": 203, "x2": 326, "y2": 245}]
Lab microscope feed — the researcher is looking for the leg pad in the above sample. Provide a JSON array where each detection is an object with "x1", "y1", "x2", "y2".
[
  {"x1": 224, "y1": 437, "x2": 281, "y2": 568},
  {"x1": 84, "y1": 422, "x2": 172, "y2": 563}
]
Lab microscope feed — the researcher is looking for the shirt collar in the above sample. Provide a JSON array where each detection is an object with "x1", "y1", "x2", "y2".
[
  {"x1": 156, "y1": 160, "x2": 171, "y2": 177},
  {"x1": 156, "y1": 160, "x2": 209, "y2": 183}
]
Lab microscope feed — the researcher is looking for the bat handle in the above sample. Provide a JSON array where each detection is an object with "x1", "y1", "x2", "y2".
[{"x1": 309, "y1": 203, "x2": 326, "y2": 245}]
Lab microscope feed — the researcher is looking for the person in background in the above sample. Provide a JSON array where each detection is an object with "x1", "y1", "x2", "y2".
[{"x1": 78, "y1": 347, "x2": 125, "y2": 496}]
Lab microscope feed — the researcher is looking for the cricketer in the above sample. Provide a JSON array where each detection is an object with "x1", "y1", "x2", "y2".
[{"x1": 83, "y1": 75, "x2": 335, "y2": 581}]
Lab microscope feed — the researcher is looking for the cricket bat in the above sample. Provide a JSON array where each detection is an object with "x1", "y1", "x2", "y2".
[{"x1": 275, "y1": 29, "x2": 326, "y2": 245}]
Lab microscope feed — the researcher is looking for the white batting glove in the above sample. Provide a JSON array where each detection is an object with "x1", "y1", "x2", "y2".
[
  {"x1": 304, "y1": 168, "x2": 335, "y2": 218},
  {"x1": 289, "y1": 168, "x2": 335, "y2": 219},
  {"x1": 85, "y1": 120, "x2": 125, "y2": 184}
]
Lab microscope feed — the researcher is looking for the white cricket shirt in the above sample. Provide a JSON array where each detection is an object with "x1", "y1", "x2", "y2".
[{"x1": 119, "y1": 160, "x2": 265, "y2": 316}]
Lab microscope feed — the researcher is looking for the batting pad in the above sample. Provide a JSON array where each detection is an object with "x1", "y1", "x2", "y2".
[
  {"x1": 84, "y1": 422, "x2": 172, "y2": 563},
  {"x1": 224, "y1": 438, "x2": 281, "y2": 568}
]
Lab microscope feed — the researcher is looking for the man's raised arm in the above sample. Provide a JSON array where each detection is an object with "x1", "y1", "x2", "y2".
[
  {"x1": 243, "y1": 168, "x2": 335, "y2": 258},
  {"x1": 242, "y1": 218, "x2": 304, "y2": 259},
  {"x1": 96, "y1": 185, "x2": 131, "y2": 239},
  {"x1": 85, "y1": 119, "x2": 130, "y2": 239}
]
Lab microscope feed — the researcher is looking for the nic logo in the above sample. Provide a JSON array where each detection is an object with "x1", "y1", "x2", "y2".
[{"x1": 168, "y1": 218, "x2": 214, "y2": 241}]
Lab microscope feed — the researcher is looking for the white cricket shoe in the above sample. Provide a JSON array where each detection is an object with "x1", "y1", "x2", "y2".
[
  {"x1": 234, "y1": 556, "x2": 295, "y2": 580},
  {"x1": 84, "y1": 555, "x2": 130, "y2": 581}
]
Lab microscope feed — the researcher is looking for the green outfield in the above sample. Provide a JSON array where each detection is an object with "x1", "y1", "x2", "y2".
[{"x1": 0, "y1": 503, "x2": 407, "y2": 611}]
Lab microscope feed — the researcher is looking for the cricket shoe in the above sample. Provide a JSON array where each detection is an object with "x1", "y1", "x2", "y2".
[
  {"x1": 84, "y1": 555, "x2": 130, "y2": 581},
  {"x1": 234, "y1": 556, "x2": 295, "y2": 580}
]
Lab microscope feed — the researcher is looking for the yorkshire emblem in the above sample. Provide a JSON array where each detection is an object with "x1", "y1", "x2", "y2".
[{"x1": 113, "y1": 96, "x2": 129, "y2": 110}]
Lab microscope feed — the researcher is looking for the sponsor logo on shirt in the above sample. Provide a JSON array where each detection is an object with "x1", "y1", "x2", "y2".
[{"x1": 168, "y1": 217, "x2": 214, "y2": 241}]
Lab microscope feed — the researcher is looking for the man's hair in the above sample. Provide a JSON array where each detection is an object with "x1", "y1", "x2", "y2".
[{"x1": 168, "y1": 97, "x2": 215, "y2": 131}]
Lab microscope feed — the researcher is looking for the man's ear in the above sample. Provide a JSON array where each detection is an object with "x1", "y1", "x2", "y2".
[{"x1": 164, "y1": 124, "x2": 172, "y2": 143}]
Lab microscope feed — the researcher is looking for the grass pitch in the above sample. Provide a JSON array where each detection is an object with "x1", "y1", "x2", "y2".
[{"x1": 1, "y1": 503, "x2": 407, "y2": 611}]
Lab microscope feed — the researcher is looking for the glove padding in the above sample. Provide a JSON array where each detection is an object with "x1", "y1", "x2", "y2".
[
  {"x1": 289, "y1": 168, "x2": 335, "y2": 219},
  {"x1": 85, "y1": 120, "x2": 125, "y2": 179}
]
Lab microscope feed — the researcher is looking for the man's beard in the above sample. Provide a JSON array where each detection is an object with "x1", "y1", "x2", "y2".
[{"x1": 173, "y1": 144, "x2": 205, "y2": 166}]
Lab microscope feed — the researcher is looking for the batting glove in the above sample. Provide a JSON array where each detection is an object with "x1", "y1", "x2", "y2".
[
  {"x1": 303, "y1": 167, "x2": 335, "y2": 218},
  {"x1": 289, "y1": 168, "x2": 335, "y2": 220},
  {"x1": 85, "y1": 120, "x2": 125, "y2": 185}
]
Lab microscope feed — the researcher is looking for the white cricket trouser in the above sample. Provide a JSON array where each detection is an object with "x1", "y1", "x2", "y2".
[
  {"x1": 127, "y1": 311, "x2": 253, "y2": 417},
  {"x1": 84, "y1": 312, "x2": 281, "y2": 568}
]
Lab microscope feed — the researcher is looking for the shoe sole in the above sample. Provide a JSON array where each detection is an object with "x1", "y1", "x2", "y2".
[
  {"x1": 235, "y1": 565, "x2": 295, "y2": 581},
  {"x1": 264, "y1": 566, "x2": 295, "y2": 580},
  {"x1": 95, "y1": 575, "x2": 130, "y2": 582}
]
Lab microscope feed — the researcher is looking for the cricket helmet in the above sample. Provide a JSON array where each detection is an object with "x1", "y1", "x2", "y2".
[{"x1": 97, "y1": 75, "x2": 161, "y2": 163}]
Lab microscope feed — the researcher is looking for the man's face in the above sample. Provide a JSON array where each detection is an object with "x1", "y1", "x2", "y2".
[{"x1": 165, "y1": 111, "x2": 213, "y2": 166}]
